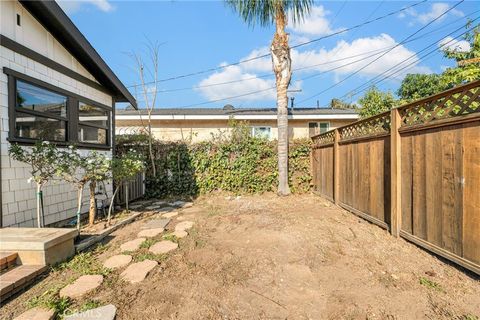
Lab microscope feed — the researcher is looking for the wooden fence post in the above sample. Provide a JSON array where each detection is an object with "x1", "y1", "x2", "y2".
[
  {"x1": 390, "y1": 108, "x2": 402, "y2": 237},
  {"x1": 334, "y1": 129, "x2": 340, "y2": 205}
]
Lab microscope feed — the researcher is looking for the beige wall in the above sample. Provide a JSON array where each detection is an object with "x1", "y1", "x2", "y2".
[
  {"x1": 116, "y1": 118, "x2": 356, "y2": 143},
  {"x1": 1, "y1": 1, "x2": 113, "y2": 227}
]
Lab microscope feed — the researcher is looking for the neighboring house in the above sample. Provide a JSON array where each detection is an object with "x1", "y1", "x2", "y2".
[
  {"x1": 115, "y1": 106, "x2": 358, "y2": 142},
  {"x1": 0, "y1": 0, "x2": 136, "y2": 227}
]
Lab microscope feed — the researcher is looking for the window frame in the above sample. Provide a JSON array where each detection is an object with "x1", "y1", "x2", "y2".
[
  {"x1": 251, "y1": 126, "x2": 272, "y2": 140},
  {"x1": 5, "y1": 67, "x2": 112, "y2": 149},
  {"x1": 308, "y1": 121, "x2": 330, "y2": 137}
]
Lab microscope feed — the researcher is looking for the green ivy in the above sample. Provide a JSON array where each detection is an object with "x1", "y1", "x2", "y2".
[{"x1": 116, "y1": 129, "x2": 312, "y2": 198}]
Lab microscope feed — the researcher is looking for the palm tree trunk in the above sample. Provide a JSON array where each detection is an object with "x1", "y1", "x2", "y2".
[
  {"x1": 271, "y1": 8, "x2": 291, "y2": 196},
  {"x1": 89, "y1": 181, "x2": 96, "y2": 226}
]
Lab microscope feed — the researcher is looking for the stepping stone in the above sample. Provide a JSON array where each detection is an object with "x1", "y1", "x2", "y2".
[
  {"x1": 169, "y1": 200, "x2": 187, "y2": 207},
  {"x1": 182, "y1": 202, "x2": 193, "y2": 208},
  {"x1": 120, "y1": 260, "x2": 157, "y2": 283},
  {"x1": 172, "y1": 230, "x2": 188, "y2": 238},
  {"x1": 14, "y1": 307, "x2": 55, "y2": 320},
  {"x1": 145, "y1": 205, "x2": 161, "y2": 211},
  {"x1": 149, "y1": 241, "x2": 178, "y2": 254},
  {"x1": 175, "y1": 221, "x2": 194, "y2": 232},
  {"x1": 129, "y1": 204, "x2": 143, "y2": 210},
  {"x1": 59, "y1": 275, "x2": 103, "y2": 299},
  {"x1": 153, "y1": 201, "x2": 168, "y2": 207},
  {"x1": 103, "y1": 255, "x2": 132, "y2": 270},
  {"x1": 141, "y1": 218, "x2": 170, "y2": 230},
  {"x1": 162, "y1": 211, "x2": 178, "y2": 218},
  {"x1": 157, "y1": 206, "x2": 175, "y2": 213},
  {"x1": 137, "y1": 228, "x2": 164, "y2": 238},
  {"x1": 120, "y1": 238, "x2": 146, "y2": 252},
  {"x1": 65, "y1": 304, "x2": 116, "y2": 320}
]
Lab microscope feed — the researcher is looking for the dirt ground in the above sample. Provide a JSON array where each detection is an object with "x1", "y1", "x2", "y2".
[{"x1": 1, "y1": 193, "x2": 479, "y2": 320}]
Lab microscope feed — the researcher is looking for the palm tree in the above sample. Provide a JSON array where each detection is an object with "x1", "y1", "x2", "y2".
[{"x1": 226, "y1": 0, "x2": 312, "y2": 195}]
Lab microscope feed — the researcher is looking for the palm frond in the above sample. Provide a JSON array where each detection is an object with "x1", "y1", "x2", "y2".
[{"x1": 225, "y1": 0, "x2": 313, "y2": 27}]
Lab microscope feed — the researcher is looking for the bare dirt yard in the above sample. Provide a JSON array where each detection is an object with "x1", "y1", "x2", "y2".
[{"x1": 1, "y1": 193, "x2": 479, "y2": 319}]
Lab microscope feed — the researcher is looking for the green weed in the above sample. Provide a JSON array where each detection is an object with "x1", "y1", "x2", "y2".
[
  {"x1": 139, "y1": 238, "x2": 158, "y2": 249},
  {"x1": 419, "y1": 277, "x2": 443, "y2": 292},
  {"x1": 55, "y1": 252, "x2": 110, "y2": 276},
  {"x1": 26, "y1": 285, "x2": 70, "y2": 316}
]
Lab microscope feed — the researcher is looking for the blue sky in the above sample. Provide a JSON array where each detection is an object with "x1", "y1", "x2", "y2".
[{"x1": 58, "y1": 0, "x2": 477, "y2": 109}]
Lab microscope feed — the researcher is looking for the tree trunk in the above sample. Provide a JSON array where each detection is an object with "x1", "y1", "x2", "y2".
[
  {"x1": 148, "y1": 113, "x2": 157, "y2": 177},
  {"x1": 89, "y1": 181, "x2": 96, "y2": 226},
  {"x1": 35, "y1": 183, "x2": 42, "y2": 228},
  {"x1": 271, "y1": 8, "x2": 292, "y2": 196},
  {"x1": 107, "y1": 186, "x2": 119, "y2": 225},
  {"x1": 124, "y1": 181, "x2": 129, "y2": 212},
  {"x1": 76, "y1": 185, "x2": 84, "y2": 231}
]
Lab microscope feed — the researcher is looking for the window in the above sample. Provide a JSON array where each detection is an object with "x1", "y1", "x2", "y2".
[
  {"x1": 7, "y1": 70, "x2": 111, "y2": 147},
  {"x1": 309, "y1": 122, "x2": 330, "y2": 137},
  {"x1": 15, "y1": 80, "x2": 68, "y2": 141},
  {"x1": 251, "y1": 126, "x2": 272, "y2": 140},
  {"x1": 78, "y1": 102, "x2": 109, "y2": 145}
]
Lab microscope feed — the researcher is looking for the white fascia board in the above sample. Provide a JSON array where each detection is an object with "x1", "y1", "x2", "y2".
[{"x1": 116, "y1": 114, "x2": 359, "y2": 121}]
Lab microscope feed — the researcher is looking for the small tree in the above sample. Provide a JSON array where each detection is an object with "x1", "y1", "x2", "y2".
[
  {"x1": 58, "y1": 146, "x2": 89, "y2": 230},
  {"x1": 9, "y1": 142, "x2": 61, "y2": 228},
  {"x1": 107, "y1": 150, "x2": 144, "y2": 225},
  {"x1": 357, "y1": 86, "x2": 396, "y2": 118},
  {"x1": 58, "y1": 148, "x2": 111, "y2": 229},
  {"x1": 84, "y1": 152, "x2": 111, "y2": 226}
]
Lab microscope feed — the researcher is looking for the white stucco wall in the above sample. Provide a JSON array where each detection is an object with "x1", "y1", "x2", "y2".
[{"x1": 0, "y1": 1, "x2": 114, "y2": 227}]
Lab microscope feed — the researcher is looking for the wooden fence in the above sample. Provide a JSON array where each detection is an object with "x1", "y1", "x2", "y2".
[{"x1": 311, "y1": 80, "x2": 480, "y2": 275}]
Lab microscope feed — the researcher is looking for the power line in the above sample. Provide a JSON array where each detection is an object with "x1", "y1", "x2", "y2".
[
  {"x1": 135, "y1": 18, "x2": 473, "y2": 107},
  {"x1": 297, "y1": 0, "x2": 465, "y2": 104},
  {"x1": 340, "y1": 23, "x2": 478, "y2": 101},
  {"x1": 127, "y1": 0, "x2": 428, "y2": 88},
  {"x1": 139, "y1": 11, "x2": 478, "y2": 97}
]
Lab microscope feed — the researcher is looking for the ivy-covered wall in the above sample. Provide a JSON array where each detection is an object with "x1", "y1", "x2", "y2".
[{"x1": 116, "y1": 126, "x2": 312, "y2": 198}]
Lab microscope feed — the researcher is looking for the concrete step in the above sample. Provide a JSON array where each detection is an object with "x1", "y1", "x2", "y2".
[
  {"x1": 0, "y1": 252, "x2": 18, "y2": 273},
  {"x1": 0, "y1": 264, "x2": 47, "y2": 301}
]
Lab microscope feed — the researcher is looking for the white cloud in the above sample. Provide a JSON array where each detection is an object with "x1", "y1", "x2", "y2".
[
  {"x1": 289, "y1": 34, "x2": 431, "y2": 78},
  {"x1": 400, "y1": 3, "x2": 464, "y2": 25},
  {"x1": 439, "y1": 36, "x2": 471, "y2": 52},
  {"x1": 56, "y1": 0, "x2": 114, "y2": 14},
  {"x1": 197, "y1": 33, "x2": 432, "y2": 102},
  {"x1": 288, "y1": 5, "x2": 340, "y2": 36},
  {"x1": 196, "y1": 65, "x2": 276, "y2": 102}
]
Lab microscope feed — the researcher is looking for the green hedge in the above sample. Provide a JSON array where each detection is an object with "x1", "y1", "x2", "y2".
[{"x1": 116, "y1": 130, "x2": 312, "y2": 198}]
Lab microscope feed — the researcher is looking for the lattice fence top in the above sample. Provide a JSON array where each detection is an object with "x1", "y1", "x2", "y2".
[
  {"x1": 312, "y1": 130, "x2": 335, "y2": 147},
  {"x1": 399, "y1": 81, "x2": 480, "y2": 127},
  {"x1": 339, "y1": 112, "x2": 391, "y2": 141}
]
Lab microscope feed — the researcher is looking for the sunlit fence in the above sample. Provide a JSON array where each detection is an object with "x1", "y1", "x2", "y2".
[{"x1": 311, "y1": 80, "x2": 480, "y2": 275}]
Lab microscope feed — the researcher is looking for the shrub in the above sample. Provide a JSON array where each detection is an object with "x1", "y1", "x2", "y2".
[{"x1": 116, "y1": 122, "x2": 312, "y2": 198}]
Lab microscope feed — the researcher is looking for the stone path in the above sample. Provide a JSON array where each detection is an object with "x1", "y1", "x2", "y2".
[
  {"x1": 172, "y1": 230, "x2": 188, "y2": 238},
  {"x1": 14, "y1": 307, "x2": 55, "y2": 320},
  {"x1": 149, "y1": 241, "x2": 178, "y2": 254},
  {"x1": 120, "y1": 260, "x2": 158, "y2": 283},
  {"x1": 175, "y1": 221, "x2": 194, "y2": 232},
  {"x1": 103, "y1": 255, "x2": 132, "y2": 270},
  {"x1": 13, "y1": 201, "x2": 198, "y2": 319},
  {"x1": 137, "y1": 228, "x2": 164, "y2": 238},
  {"x1": 65, "y1": 304, "x2": 116, "y2": 320},
  {"x1": 141, "y1": 218, "x2": 170, "y2": 230},
  {"x1": 120, "y1": 238, "x2": 146, "y2": 252},
  {"x1": 162, "y1": 211, "x2": 178, "y2": 218},
  {"x1": 59, "y1": 275, "x2": 103, "y2": 299}
]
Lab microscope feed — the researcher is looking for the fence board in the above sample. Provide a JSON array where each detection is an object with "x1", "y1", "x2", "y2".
[
  {"x1": 311, "y1": 80, "x2": 480, "y2": 275},
  {"x1": 462, "y1": 121, "x2": 480, "y2": 265},
  {"x1": 425, "y1": 128, "x2": 443, "y2": 247}
]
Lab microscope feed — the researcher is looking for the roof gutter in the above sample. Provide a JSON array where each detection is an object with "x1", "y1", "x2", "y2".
[{"x1": 19, "y1": 0, "x2": 137, "y2": 109}]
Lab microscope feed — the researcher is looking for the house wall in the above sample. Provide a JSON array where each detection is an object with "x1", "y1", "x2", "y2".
[
  {"x1": 115, "y1": 118, "x2": 356, "y2": 143},
  {"x1": 0, "y1": 1, "x2": 113, "y2": 227}
]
